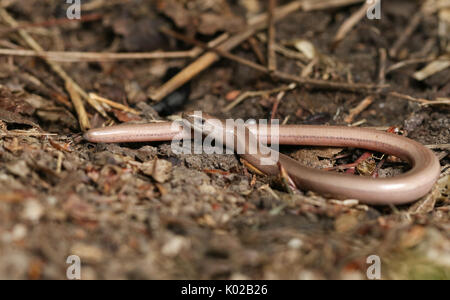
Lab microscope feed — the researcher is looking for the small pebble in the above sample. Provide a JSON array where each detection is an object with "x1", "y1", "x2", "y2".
[
  {"x1": 12, "y1": 224, "x2": 27, "y2": 241},
  {"x1": 287, "y1": 238, "x2": 304, "y2": 250},
  {"x1": 161, "y1": 236, "x2": 189, "y2": 257},
  {"x1": 141, "y1": 159, "x2": 172, "y2": 183},
  {"x1": 21, "y1": 200, "x2": 44, "y2": 222}
]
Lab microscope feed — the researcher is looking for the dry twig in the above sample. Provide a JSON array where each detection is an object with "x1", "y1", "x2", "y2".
[
  {"x1": 247, "y1": 37, "x2": 266, "y2": 65},
  {"x1": 66, "y1": 81, "x2": 91, "y2": 131},
  {"x1": 389, "y1": 92, "x2": 450, "y2": 106},
  {"x1": 344, "y1": 96, "x2": 375, "y2": 123},
  {"x1": 271, "y1": 91, "x2": 287, "y2": 119},
  {"x1": 89, "y1": 93, "x2": 142, "y2": 116},
  {"x1": 224, "y1": 84, "x2": 296, "y2": 112}
]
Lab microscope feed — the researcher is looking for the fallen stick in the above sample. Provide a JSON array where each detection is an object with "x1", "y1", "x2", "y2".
[
  {"x1": 389, "y1": 92, "x2": 450, "y2": 106},
  {"x1": 89, "y1": 93, "x2": 142, "y2": 115}
]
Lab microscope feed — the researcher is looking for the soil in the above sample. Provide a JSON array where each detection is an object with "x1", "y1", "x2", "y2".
[{"x1": 0, "y1": 0, "x2": 448, "y2": 280}]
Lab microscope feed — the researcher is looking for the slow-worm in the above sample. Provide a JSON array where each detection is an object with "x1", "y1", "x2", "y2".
[{"x1": 84, "y1": 112, "x2": 440, "y2": 205}]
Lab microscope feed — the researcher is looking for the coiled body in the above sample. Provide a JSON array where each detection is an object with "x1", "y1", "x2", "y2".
[{"x1": 84, "y1": 115, "x2": 440, "y2": 205}]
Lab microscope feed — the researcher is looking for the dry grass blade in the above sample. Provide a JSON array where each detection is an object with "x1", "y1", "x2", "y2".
[
  {"x1": 66, "y1": 81, "x2": 91, "y2": 131},
  {"x1": 413, "y1": 56, "x2": 450, "y2": 81},
  {"x1": 278, "y1": 162, "x2": 300, "y2": 195},
  {"x1": 0, "y1": 131, "x2": 57, "y2": 137},
  {"x1": 89, "y1": 93, "x2": 142, "y2": 115}
]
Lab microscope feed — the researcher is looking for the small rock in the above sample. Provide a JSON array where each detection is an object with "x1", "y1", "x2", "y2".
[
  {"x1": 161, "y1": 236, "x2": 189, "y2": 257},
  {"x1": 198, "y1": 183, "x2": 216, "y2": 195},
  {"x1": 21, "y1": 200, "x2": 44, "y2": 222},
  {"x1": 46, "y1": 196, "x2": 58, "y2": 206},
  {"x1": 287, "y1": 238, "x2": 304, "y2": 250},
  {"x1": 141, "y1": 159, "x2": 172, "y2": 183},
  {"x1": 198, "y1": 214, "x2": 217, "y2": 227},
  {"x1": 11, "y1": 224, "x2": 27, "y2": 241}
]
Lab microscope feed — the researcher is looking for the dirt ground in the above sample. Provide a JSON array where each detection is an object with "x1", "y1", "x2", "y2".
[{"x1": 0, "y1": 0, "x2": 449, "y2": 280}]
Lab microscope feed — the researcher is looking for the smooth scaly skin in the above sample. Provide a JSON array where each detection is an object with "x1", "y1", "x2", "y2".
[{"x1": 84, "y1": 115, "x2": 440, "y2": 205}]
